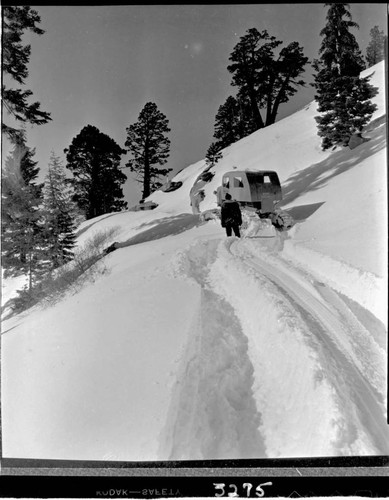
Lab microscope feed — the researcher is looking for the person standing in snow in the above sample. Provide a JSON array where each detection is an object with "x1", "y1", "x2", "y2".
[{"x1": 221, "y1": 193, "x2": 242, "y2": 237}]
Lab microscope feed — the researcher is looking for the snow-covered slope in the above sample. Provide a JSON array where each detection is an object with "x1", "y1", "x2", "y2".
[{"x1": 2, "y1": 62, "x2": 387, "y2": 461}]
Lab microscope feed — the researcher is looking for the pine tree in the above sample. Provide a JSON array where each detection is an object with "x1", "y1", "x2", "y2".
[
  {"x1": 20, "y1": 144, "x2": 41, "y2": 188},
  {"x1": 205, "y1": 142, "x2": 223, "y2": 168},
  {"x1": 227, "y1": 28, "x2": 309, "y2": 129},
  {"x1": 125, "y1": 102, "x2": 172, "y2": 199},
  {"x1": 2, "y1": 6, "x2": 51, "y2": 144},
  {"x1": 264, "y1": 41, "x2": 309, "y2": 125},
  {"x1": 2, "y1": 150, "x2": 48, "y2": 291},
  {"x1": 42, "y1": 153, "x2": 77, "y2": 268},
  {"x1": 65, "y1": 125, "x2": 128, "y2": 220},
  {"x1": 312, "y1": 3, "x2": 378, "y2": 150},
  {"x1": 214, "y1": 96, "x2": 239, "y2": 148},
  {"x1": 213, "y1": 95, "x2": 256, "y2": 148},
  {"x1": 366, "y1": 26, "x2": 387, "y2": 67},
  {"x1": 4, "y1": 129, "x2": 43, "y2": 196}
]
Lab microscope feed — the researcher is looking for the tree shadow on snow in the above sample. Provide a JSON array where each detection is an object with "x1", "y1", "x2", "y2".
[
  {"x1": 75, "y1": 212, "x2": 123, "y2": 238},
  {"x1": 280, "y1": 121, "x2": 386, "y2": 207},
  {"x1": 113, "y1": 213, "x2": 203, "y2": 249}
]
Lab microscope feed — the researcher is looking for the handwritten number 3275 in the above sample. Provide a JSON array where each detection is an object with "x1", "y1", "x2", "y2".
[{"x1": 213, "y1": 482, "x2": 273, "y2": 497}]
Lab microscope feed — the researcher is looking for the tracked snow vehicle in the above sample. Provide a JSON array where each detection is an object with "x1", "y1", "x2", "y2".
[{"x1": 216, "y1": 169, "x2": 293, "y2": 231}]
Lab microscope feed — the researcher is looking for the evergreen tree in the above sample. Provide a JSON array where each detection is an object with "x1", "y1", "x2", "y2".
[
  {"x1": 264, "y1": 41, "x2": 309, "y2": 125},
  {"x1": 20, "y1": 144, "x2": 41, "y2": 189},
  {"x1": 125, "y1": 102, "x2": 171, "y2": 199},
  {"x1": 214, "y1": 96, "x2": 238, "y2": 148},
  {"x1": 42, "y1": 153, "x2": 77, "y2": 268},
  {"x1": 312, "y1": 3, "x2": 378, "y2": 150},
  {"x1": 213, "y1": 95, "x2": 256, "y2": 148},
  {"x1": 65, "y1": 125, "x2": 128, "y2": 220},
  {"x1": 366, "y1": 25, "x2": 387, "y2": 67},
  {"x1": 1, "y1": 135, "x2": 45, "y2": 258},
  {"x1": 205, "y1": 142, "x2": 223, "y2": 168},
  {"x1": 227, "y1": 28, "x2": 308, "y2": 129},
  {"x1": 2, "y1": 152, "x2": 48, "y2": 290},
  {"x1": 4, "y1": 129, "x2": 43, "y2": 197},
  {"x1": 2, "y1": 6, "x2": 51, "y2": 144}
]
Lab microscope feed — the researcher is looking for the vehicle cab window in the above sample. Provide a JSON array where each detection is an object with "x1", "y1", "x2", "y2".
[
  {"x1": 263, "y1": 175, "x2": 271, "y2": 184},
  {"x1": 233, "y1": 176, "x2": 244, "y2": 188}
]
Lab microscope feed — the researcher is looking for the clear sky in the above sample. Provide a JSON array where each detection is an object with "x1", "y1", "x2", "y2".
[{"x1": 8, "y1": 3, "x2": 387, "y2": 206}]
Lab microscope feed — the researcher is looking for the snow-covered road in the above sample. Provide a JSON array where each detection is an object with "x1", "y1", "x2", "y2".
[
  {"x1": 162, "y1": 229, "x2": 388, "y2": 459},
  {"x1": 2, "y1": 220, "x2": 387, "y2": 461}
]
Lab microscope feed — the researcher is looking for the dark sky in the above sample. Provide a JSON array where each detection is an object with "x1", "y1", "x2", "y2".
[{"x1": 7, "y1": 3, "x2": 387, "y2": 205}]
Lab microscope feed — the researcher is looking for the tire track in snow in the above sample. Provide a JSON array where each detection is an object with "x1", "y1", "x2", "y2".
[
  {"x1": 209, "y1": 238, "x2": 343, "y2": 457},
  {"x1": 159, "y1": 239, "x2": 266, "y2": 460},
  {"x1": 228, "y1": 238, "x2": 389, "y2": 455}
]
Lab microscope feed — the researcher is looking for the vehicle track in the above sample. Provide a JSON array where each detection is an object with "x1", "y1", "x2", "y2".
[
  {"x1": 159, "y1": 239, "x2": 266, "y2": 460},
  {"x1": 229, "y1": 237, "x2": 389, "y2": 455}
]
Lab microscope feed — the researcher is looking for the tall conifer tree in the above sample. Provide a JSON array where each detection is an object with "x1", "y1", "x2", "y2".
[
  {"x1": 213, "y1": 95, "x2": 256, "y2": 149},
  {"x1": 4, "y1": 130, "x2": 43, "y2": 196},
  {"x1": 227, "y1": 28, "x2": 308, "y2": 129},
  {"x1": 125, "y1": 102, "x2": 171, "y2": 199},
  {"x1": 42, "y1": 153, "x2": 77, "y2": 268},
  {"x1": 65, "y1": 125, "x2": 128, "y2": 219},
  {"x1": 312, "y1": 3, "x2": 378, "y2": 150},
  {"x1": 2, "y1": 147, "x2": 48, "y2": 290}
]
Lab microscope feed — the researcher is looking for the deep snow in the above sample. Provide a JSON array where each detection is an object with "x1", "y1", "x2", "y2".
[{"x1": 1, "y1": 62, "x2": 387, "y2": 461}]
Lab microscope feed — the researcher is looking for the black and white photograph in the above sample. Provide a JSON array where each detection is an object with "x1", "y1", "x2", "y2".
[{"x1": 1, "y1": 1, "x2": 388, "y2": 474}]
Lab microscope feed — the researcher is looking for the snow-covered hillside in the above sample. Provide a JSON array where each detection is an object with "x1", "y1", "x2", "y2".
[{"x1": 2, "y1": 62, "x2": 387, "y2": 461}]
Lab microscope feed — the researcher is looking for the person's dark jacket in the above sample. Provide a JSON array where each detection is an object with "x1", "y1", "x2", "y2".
[{"x1": 221, "y1": 199, "x2": 242, "y2": 227}]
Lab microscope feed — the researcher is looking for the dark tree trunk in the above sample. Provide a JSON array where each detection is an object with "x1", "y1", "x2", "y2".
[
  {"x1": 89, "y1": 160, "x2": 99, "y2": 219},
  {"x1": 268, "y1": 76, "x2": 290, "y2": 125},
  {"x1": 248, "y1": 88, "x2": 265, "y2": 129},
  {"x1": 265, "y1": 73, "x2": 276, "y2": 126},
  {"x1": 143, "y1": 155, "x2": 151, "y2": 199}
]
